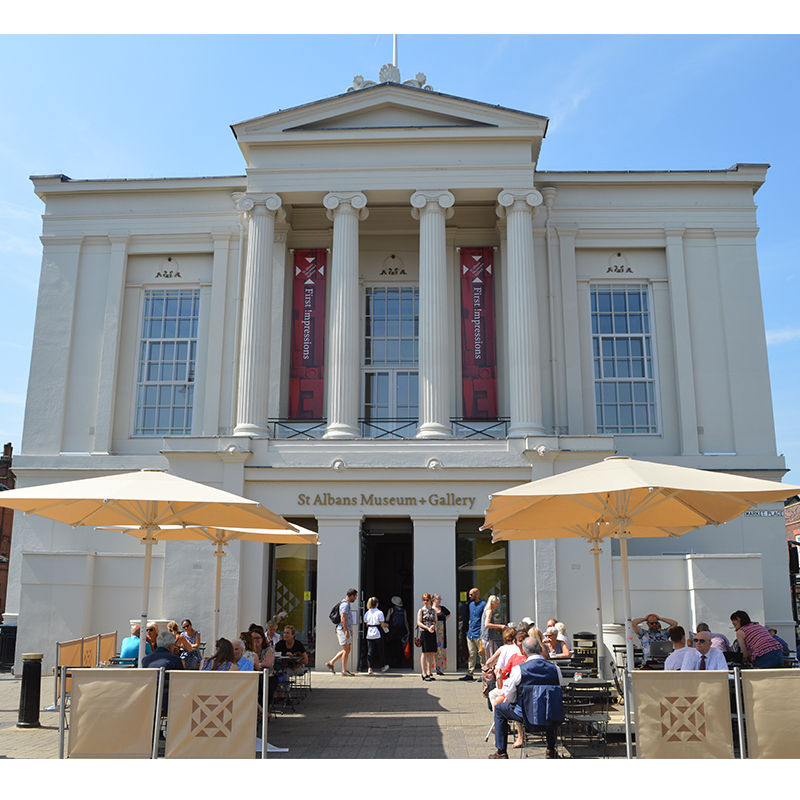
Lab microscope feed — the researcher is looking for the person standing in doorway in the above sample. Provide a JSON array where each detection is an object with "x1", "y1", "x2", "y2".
[
  {"x1": 386, "y1": 596, "x2": 409, "y2": 668},
  {"x1": 326, "y1": 588, "x2": 358, "y2": 676},
  {"x1": 364, "y1": 597, "x2": 390, "y2": 674},
  {"x1": 460, "y1": 587, "x2": 486, "y2": 681}
]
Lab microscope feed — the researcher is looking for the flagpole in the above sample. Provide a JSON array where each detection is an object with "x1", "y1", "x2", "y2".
[{"x1": 393, "y1": 34, "x2": 398, "y2": 68}]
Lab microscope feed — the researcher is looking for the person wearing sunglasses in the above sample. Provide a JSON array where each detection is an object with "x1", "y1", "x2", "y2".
[
  {"x1": 680, "y1": 631, "x2": 728, "y2": 671},
  {"x1": 631, "y1": 612, "x2": 678, "y2": 663}
]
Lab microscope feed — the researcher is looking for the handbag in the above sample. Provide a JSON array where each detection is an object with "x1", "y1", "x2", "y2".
[{"x1": 414, "y1": 625, "x2": 422, "y2": 648}]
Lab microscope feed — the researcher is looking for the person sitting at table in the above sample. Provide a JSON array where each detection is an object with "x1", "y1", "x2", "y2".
[
  {"x1": 142, "y1": 631, "x2": 184, "y2": 714},
  {"x1": 275, "y1": 625, "x2": 308, "y2": 674},
  {"x1": 632, "y1": 612, "x2": 677, "y2": 662},
  {"x1": 549, "y1": 620, "x2": 572, "y2": 651},
  {"x1": 178, "y1": 619, "x2": 203, "y2": 669},
  {"x1": 530, "y1": 627, "x2": 550, "y2": 660},
  {"x1": 730, "y1": 610, "x2": 784, "y2": 669},
  {"x1": 146, "y1": 622, "x2": 159, "y2": 654},
  {"x1": 489, "y1": 637, "x2": 563, "y2": 760},
  {"x1": 265, "y1": 620, "x2": 281, "y2": 647},
  {"x1": 119, "y1": 624, "x2": 152, "y2": 664},
  {"x1": 482, "y1": 628, "x2": 518, "y2": 698},
  {"x1": 202, "y1": 638, "x2": 239, "y2": 671},
  {"x1": 239, "y1": 631, "x2": 260, "y2": 669},
  {"x1": 663, "y1": 626, "x2": 691, "y2": 670},
  {"x1": 490, "y1": 630, "x2": 529, "y2": 749},
  {"x1": 695, "y1": 622, "x2": 731, "y2": 653},
  {"x1": 767, "y1": 628, "x2": 790, "y2": 656},
  {"x1": 545, "y1": 626, "x2": 571, "y2": 659},
  {"x1": 231, "y1": 638, "x2": 255, "y2": 671},
  {"x1": 680, "y1": 629, "x2": 728, "y2": 670}
]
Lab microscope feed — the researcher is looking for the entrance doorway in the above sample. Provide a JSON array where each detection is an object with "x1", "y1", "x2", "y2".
[{"x1": 360, "y1": 518, "x2": 413, "y2": 670}]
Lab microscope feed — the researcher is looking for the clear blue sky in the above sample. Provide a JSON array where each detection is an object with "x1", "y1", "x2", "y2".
[{"x1": 1, "y1": 33, "x2": 798, "y2": 477}]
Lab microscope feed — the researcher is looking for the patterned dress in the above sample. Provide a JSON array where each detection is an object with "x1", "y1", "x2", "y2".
[
  {"x1": 434, "y1": 605, "x2": 450, "y2": 672},
  {"x1": 180, "y1": 630, "x2": 202, "y2": 669}
]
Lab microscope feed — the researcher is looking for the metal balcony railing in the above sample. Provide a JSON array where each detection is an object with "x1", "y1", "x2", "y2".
[{"x1": 268, "y1": 418, "x2": 510, "y2": 440}]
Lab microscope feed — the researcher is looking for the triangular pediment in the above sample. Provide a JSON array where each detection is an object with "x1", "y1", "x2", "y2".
[{"x1": 232, "y1": 83, "x2": 548, "y2": 143}]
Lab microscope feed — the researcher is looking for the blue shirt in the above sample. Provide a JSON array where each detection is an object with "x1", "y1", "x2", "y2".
[
  {"x1": 468, "y1": 599, "x2": 486, "y2": 639},
  {"x1": 120, "y1": 636, "x2": 152, "y2": 661},
  {"x1": 237, "y1": 655, "x2": 254, "y2": 671}
]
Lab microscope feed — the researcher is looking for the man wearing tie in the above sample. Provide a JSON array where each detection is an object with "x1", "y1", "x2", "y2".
[{"x1": 680, "y1": 630, "x2": 728, "y2": 671}]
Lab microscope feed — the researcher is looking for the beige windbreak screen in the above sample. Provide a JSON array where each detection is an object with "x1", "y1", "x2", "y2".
[
  {"x1": 632, "y1": 671, "x2": 733, "y2": 759},
  {"x1": 165, "y1": 671, "x2": 259, "y2": 759},
  {"x1": 742, "y1": 669, "x2": 800, "y2": 758},
  {"x1": 68, "y1": 668, "x2": 159, "y2": 758}
]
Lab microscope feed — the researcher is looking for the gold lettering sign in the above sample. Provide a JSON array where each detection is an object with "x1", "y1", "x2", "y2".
[{"x1": 297, "y1": 492, "x2": 477, "y2": 510}]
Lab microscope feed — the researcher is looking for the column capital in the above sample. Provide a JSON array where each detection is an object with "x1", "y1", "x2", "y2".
[
  {"x1": 496, "y1": 188, "x2": 543, "y2": 218},
  {"x1": 324, "y1": 191, "x2": 369, "y2": 222},
  {"x1": 664, "y1": 226, "x2": 686, "y2": 240},
  {"x1": 410, "y1": 189, "x2": 455, "y2": 220},
  {"x1": 235, "y1": 192, "x2": 283, "y2": 216}
]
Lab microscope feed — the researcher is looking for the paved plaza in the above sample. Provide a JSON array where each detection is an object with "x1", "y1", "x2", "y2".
[{"x1": 0, "y1": 669, "x2": 628, "y2": 760}]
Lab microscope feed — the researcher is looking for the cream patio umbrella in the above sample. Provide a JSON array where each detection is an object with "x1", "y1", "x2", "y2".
[
  {"x1": 0, "y1": 469, "x2": 296, "y2": 664},
  {"x1": 101, "y1": 524, "x2": 320, "y2": 644},
  {"x1": 481, "y1": 456, "x2": 799, "y2": 756}
]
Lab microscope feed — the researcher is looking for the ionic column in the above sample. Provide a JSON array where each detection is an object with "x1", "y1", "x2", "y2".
[
  {"x1": 497, "y1": 189, "x2": 545, "y2": 437},
  {"x1": 411, "y1": 190, "x2": 454, "y2": 439},
  {"x1": 234, "y1": 193, "x2": 282, "y2": 436},
  {"x1": 323, "y1": 191, "x2": 368, "y2": 439}
]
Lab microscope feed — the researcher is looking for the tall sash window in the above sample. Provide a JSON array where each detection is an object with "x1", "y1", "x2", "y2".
[
  {"x1": 591, "y1": 283, "x2": 659, "y2": 435},
  {"x1": 134, "y1": 288, "x2": 200, "y2": 436},
  {"x1": 363, "y1": 286, "x2": 419, "y2": 437}
]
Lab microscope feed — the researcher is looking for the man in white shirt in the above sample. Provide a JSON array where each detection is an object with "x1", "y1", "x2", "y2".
[
  {"x1": 664, "y1": 625, "x2": 692, "y2": 670},
  {"x1": 681, "y1": 630, "x2": 729, "y2": 671}
]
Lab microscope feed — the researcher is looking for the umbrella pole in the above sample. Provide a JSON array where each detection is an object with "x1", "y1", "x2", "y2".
[
  {"x1": 214, "y1": 542, "x2": 225, "y2": 645},
  {"x1": 618, "y1": 532, "x2": 634, "y2": 759},
  {"x1": 590, "y1": 541, "x2": 605, "y2": 678},
  {"x1": 139, "y1": 531, "x2": 155, "y2": 667}
]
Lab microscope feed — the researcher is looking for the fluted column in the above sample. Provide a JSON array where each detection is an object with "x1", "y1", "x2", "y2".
[
  {"x1": 323, "y1": 191, "x2": 368, "y2": 439},
  {"x1": 497, "y1": 189, "x2": 545, "y2": 437},
  {"x1": 234, "y1": 193, "x2": 282, "y2": 436},
  {"x1": 411, "y1": 190, "x2": 454, "y2": 438}
]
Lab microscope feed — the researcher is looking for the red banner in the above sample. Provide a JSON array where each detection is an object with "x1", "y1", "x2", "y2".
[
  {"x1": 460, "y1": 247, "x2": 498, "y2": 419},
  {"x1": 288, "y1": 249, "x2": 326, "y2": 419}
]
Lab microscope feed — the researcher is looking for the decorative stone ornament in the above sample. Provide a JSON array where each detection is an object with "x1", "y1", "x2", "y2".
[{"x1": 347, "y1": 68, "x2": 434, "y2": 93}]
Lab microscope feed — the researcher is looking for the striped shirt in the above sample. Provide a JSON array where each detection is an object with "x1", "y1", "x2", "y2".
[{"x1": 740, "y1": 623, "x2": 783, "y2": 660}]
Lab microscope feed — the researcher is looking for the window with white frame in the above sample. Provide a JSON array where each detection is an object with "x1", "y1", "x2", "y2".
[
  {"x1": 363, "y1": 286, "x2": 419, "y2": 435},
  {"x1": 591, "y1": 283, "x2": 658, "y2": 435},
  {"x1": 134, "y1": 288, "x2": 200, "y2": 436}
]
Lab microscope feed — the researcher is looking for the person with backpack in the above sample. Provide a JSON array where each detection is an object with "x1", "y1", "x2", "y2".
[
  {"x1": 325, "y1": 588, "x2": 358, "y2": 676},
  {"x1": 385, "y1": 596, "x2": 409, "y2": 668}
]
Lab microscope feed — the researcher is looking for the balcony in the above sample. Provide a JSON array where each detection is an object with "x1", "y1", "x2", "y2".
[{"x1": 268, "y1": 418, "x2": 510, "y2": 440}]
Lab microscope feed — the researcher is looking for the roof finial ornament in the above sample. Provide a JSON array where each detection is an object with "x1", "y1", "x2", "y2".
[{"x1": 346, "y1": 67, "x2": 434, "y2": 93}]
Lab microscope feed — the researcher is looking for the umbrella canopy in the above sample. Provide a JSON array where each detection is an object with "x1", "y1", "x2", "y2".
[
  {"x1": 0, "y1": 470, "x2": 297, "y2": 664},
  {"x1": 100, "y1": 524, "x2": 319, "y2": 643},
  {"x1": 483, "y1": 456, "x2": 799, "y2": 536},
  {"x1": 0, "y1": 469, "x2": 292, "y2": 530},
  {"x1": 482, "y1": 456, "x2": 800, "y2": 758}
]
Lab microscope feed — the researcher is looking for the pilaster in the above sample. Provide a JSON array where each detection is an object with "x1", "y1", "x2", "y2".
[
  {"x1": 664, "y1": 227, "x2": 700, "y2": 455},
  {"x1": 93, "y1": 233, "x2": 130, "y2": 454}
]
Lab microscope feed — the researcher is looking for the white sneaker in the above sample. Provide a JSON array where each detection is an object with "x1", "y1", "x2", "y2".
[
  {"x1": 368, "y1": 668, "x2": 373, "y2": 674},
  {"x1": 381, "y1": 665, "x2": 390, "y2": 672}
]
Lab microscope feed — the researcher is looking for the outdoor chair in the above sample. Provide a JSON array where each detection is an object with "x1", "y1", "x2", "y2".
[{"x1": 560, "y1": 683, "x2": 611, "y2": 757}]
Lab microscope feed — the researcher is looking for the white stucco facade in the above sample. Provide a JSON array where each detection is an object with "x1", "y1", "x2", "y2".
[{"x1": 5, "y1": 72, "x2": 792, "y2": 675}]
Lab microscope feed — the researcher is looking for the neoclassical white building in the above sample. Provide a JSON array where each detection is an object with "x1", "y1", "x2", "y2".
[{"x1": 5, "y1": 67, "x2": 792, "y2": 673}]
